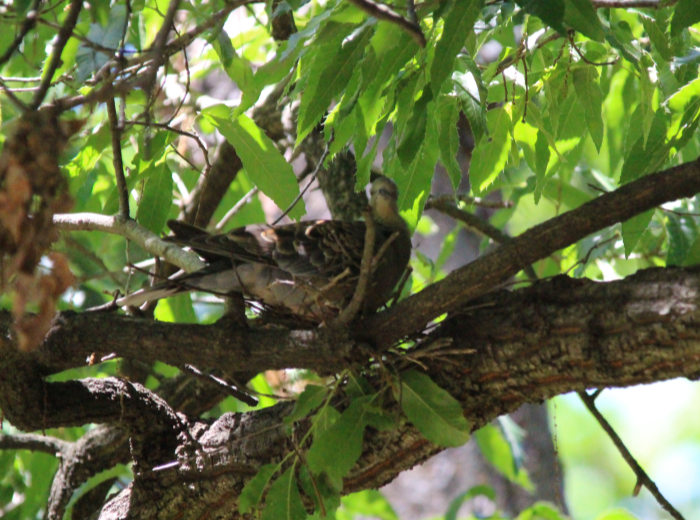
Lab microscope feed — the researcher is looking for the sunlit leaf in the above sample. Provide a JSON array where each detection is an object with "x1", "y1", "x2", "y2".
[
  {"x1": 136, "y1": 162, "x2": 172, "y2": 235},
  {"x1": 393, "y1": 370, "x2": 471, "y2": 447},
  {"x1": 261, "y1": 466, "x2": 306, "y2": 520},
  {"x1": 206, "y1": 110, "x2": 305, "y2": 220}
]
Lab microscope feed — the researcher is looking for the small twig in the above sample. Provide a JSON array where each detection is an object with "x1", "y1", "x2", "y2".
[
  {"x1": 388, "y1": 266, "x2": 413, "y2": 307},
  {"x1": 271, "y1": 137, "x2": 332, "y2": 225},
  {"x1": 406, "y1": 0, "x2": 417, "y2": 24},
  {"x1": 291, "y1": 438, "x2": 327, "y2": 517},
  {"x1": 578, "y1": 390, "x2": 686, "y2": 520},
  {"x1": 569, "y1": 35, "x2": 618, "y2": 67},
  {"x1": 0, "y1": 77, "x2": 30, "y2": 110},
  {"x1": 30, "y1": 0, "x2": 83, "y2": 109},
  {"x1": 128, "y1": 120, "x2": 212, "y2": 174},
  {"x1": 181, "y1": 364, "x2": 259, "y2": 407},
  {"x1": 332, "y1": 209, "x2": 376, "y2": 327},
  {"x1": 346, "y1": 0, "x2": 426, "y2": 47},
  {"x1": 0, "y1": 432, "x2": 69, "y2": 455},
  {"x1": 426, "y1": 199, "x2": 540, "y2": 282},
  {"x1": 428, "y1": 194, "x2": 514, "y2": 209},
  {"x1": 216, "y1": 187, "x2": 259, "y2": 231},
  {"x1": 54, "y1": 212, "x2": 205, "y2": 273},
  {"x1": 107, "y1": 97, "x2": 130, "y2": 219}
]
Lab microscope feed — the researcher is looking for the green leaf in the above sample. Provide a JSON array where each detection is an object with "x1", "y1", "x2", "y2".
[
  {"x1": 533, "y1": 130, "x2": 551, "y2": 204},
  {"x1": 207, "y1": 111, "x2": 305, "y2": 220},
  {"x1": 296, "y1": 25, "x2": 372, "y2": 146},
  {"x1": 430, "y1": 0, "x2": 485, "y2": 96},
  {"x1": 592, "y1": 509, "x2": 642, "y2": 520},
  {"x1": 136, "y1": 162, "x2": 172, "y2": 234},
  {"x1": 666, "y1": 212, "x2": 697, "y2": 266},
  {"x1": 75, "y1": 5, "x2": 127, "y2": 82},
  {"x1": 474, "y1": 421, "x2": 533, "y2": 489},
  {"x1": 469, "y1": 105, "x2": 513, "y2": 194},
  {"x1": 307, "y1": 396, "x2": 373, "y2": 482},
  {"x1": 340, "y1": 490, "x2": 398, "y2": 520},
  {"x1": 564, "y1": 0, "x2": 605, "y2": 42},
  {"x1": 285, "y1": 385, "x2": 327, "y2": 424},
  {"x1": 240, "y1": 463, "x2": 281, "y2": 514},
  {"x1": 388, "y1": 104, "x2": 439, "y2": 226},
  {"x1": 393, "y1": 370, "x2": 471, "y2": 447},
  {"x1": 261, "y1": 466, "x2": 306, "y2": 520},
  {"x1": 640, "y1": 14, "x2": 672, "y2": 62},
  {"x1": 619, "y1": 109, "x2": 669, "y2": 185},
  {"x1": 445, "y1": 486, "x2": 495, "y2": 520},
  {"x1": 670, "y1": 0, "x2": 700, "y2": 37},
  {"x1": 683, "y1": 232, "x2": 700, "y2": 266},
  {"x1": 397, "y1": 90, "x2": 433, "y2": 167},
  {"x1": 622, "y1": 209, "x2": 654, "y2": 258},
  {"x1": 213, "y1": 30, "x2": 255, "y2": 94},
  {"x1": 573, "y1": 66, "x2": 604, "y2": 152},
  {"x1": 515, "y1": 0, "x2": 566, "y2": 35},
  {"x1": 154, "y1": 293, "x2": 196, "y2": 323},
  {"x1": 436, "y1": 95, "x2": 463, "y2": 190},
  {"x1": 516, "y1": 502, "x2": 567, "y2": 520}
]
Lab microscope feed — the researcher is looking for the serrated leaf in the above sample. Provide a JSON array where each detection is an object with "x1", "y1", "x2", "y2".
[
  {"x1": 469, "y1": 105, "x2": 512, "y2": 194},
  {"x1": 620, "y1": 109, "x2": 669, "y2": 185},
  {"x1": 622, "y1": 209, "x2": 654, "y2": 258},
  {"x1": 261, "y1": 466, "x2": 306, "y2": 520},
  {"x1": 431, "y1": 0, "x2": 484, "y2": 96},
  {"x1": 207, "y1": 111, "x2": 305, "y2": 220},
  {"x1": 640, "y1": 14, "x2": 672, "y2": 62},
  {"x1": 515, "y1": 0, "x2": 566, "y2": 35},
  {"x1": 285, "y1": 385, "x2": 327, "y2": 424},
  {"x1": 397, "y1": 90, "x2": 433, "y2": 167},
  {"x1": 564, "y1": 0, "x2": 604, "y2": 42},
  {"x1": 573, "y1": 66, "x2": 604, "y2": 152},
  {"x1": 213, "y1": 31, "x2": 255, "y2": 94},
  {"x1": 240, "y1": 463, "x2": 281, "y2": 514},
  {"x1": 670, "y1": 0, "x2": 700, "y2": 37},
  {"x1": 137, "y1": 162, "x2": 172, "y2": 234},
  {"x1": 387, "y1": 105, "x2": 439, "y2": 226},
  {"x1": 437, "y1": 95, "x2": 463, "y2": 190},
  {"x1": 307, "y1": 397, "x2": 373, "y2": 482},
  {"x1": 393, "y1": 370, "x2": 470, "y2": 447},
  {"x1": 297, "y1": 26, "x2": 372, "y2": 146}
]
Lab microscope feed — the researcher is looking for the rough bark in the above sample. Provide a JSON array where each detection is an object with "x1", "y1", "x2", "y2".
[{"x1": 2, "y1": 266, "x2": 700, "y2": 518}]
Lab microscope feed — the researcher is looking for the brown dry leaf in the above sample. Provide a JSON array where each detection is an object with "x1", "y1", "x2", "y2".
[{"x1": 0, "y1": 109, "x2": 79, "y2": 351}]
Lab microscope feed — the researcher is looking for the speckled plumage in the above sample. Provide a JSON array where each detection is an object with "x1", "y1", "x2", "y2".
[{"x1": 118, "y1": 176, "x2": 411, "y2": 322}]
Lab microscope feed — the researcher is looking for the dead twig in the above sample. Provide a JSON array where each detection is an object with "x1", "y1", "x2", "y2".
[{"x1": 578, "y1": 390, "x2": 686, "y2": 520}]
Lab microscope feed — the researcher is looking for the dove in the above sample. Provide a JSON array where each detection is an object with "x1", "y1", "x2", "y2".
[{"x1": 118, "y1": 176, "x2": 411, "y2": 322}]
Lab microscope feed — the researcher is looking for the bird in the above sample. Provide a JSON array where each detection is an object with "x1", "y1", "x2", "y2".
[{"x1": 118, "y1": 176, "x2": 412, "y2": 323}]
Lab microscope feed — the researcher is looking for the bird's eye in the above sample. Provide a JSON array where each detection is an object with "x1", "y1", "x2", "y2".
[{"x1": 379, "y1": 188, "x2": 391, "y2": 196}]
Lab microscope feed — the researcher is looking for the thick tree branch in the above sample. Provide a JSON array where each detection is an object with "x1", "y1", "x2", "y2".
[
  {"x1": 28, "y1": 266, "x2": 696, "y2": 519},
  {"x1": 361, "y1": 156, "x2": 700, "y2": 346}
]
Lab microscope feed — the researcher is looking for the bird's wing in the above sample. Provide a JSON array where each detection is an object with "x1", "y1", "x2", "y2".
[{"x1": 166, "y1": 219, "x2": 368, "y2": 279}]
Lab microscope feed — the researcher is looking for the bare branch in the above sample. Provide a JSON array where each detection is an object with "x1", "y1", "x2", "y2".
[
  {"x1": 347, "y1": 0, "x2": 426, "y2": 47},
  {"x1": 578, "y1": 391, "x2": 686, "y2": 520},
  {"x1": 0, "y1": 432, "x2": 69, "y2": 455},
  {"x1": 362, "y1": 156, "x2": 700, "y2": 346},
  {"x1": 53, "y1": 213, "x2": 204, "y2": 273},
  {"x1": 107, "y1": 98, "x2": 130, "y2": 219},
  {"x1": 333, "y1": 209, "x2": 377, "y2": 327}
]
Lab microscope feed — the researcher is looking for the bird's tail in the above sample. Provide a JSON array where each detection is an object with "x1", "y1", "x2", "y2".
[{"x1": 116, "y1": 284, "x2": 183, "y2": 308}]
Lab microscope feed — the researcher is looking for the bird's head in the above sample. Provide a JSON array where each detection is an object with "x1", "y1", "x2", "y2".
[{"x1": 369, "y1": 176, "x2": 405, "y2": 229}]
